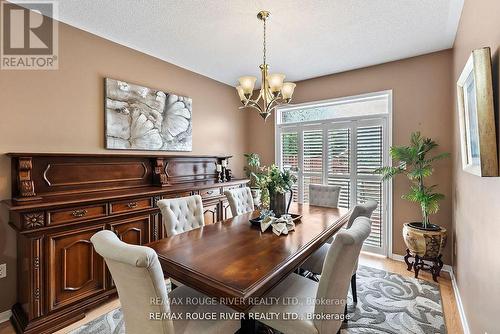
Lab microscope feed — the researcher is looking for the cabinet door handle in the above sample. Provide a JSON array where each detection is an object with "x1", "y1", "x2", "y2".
[
  {"x1": 71, "y1": 209, "x2": 88, "y2": 218},
  {"x1": 126, "y1": 202, "x2": 138, "y2": 209}
]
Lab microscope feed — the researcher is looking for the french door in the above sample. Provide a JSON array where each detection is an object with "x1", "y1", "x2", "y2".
[{"x1": 277, "y1": 117, "x2": 389, "y2": 255}]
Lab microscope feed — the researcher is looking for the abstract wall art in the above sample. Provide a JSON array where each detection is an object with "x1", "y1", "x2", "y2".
[{"x1": 105, "y1": 78, "x2": 192, "y2": 151}]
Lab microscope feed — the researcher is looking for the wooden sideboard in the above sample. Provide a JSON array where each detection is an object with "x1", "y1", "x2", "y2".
[{"x1": 1, "y1": 153, "x2": 248, "y2": 334}]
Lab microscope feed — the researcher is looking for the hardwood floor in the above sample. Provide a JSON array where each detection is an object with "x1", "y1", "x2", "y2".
[{"x1": 0, "y1": 252, "x2": 463, "y2": 334}]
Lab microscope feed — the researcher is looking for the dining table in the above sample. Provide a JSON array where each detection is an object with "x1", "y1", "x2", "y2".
[{"x1": 147, "y1": 202, "x2": 350, "y2": 332}]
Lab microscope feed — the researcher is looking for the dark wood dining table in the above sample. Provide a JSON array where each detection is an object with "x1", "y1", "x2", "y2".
[{"x1": 148, "y1": 203, "x2": 350, "y2": 314}]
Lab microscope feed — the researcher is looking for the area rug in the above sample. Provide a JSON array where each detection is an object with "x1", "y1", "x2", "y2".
[{"x1": 69, "y1": 266, "x2": 445, "y2": 334}]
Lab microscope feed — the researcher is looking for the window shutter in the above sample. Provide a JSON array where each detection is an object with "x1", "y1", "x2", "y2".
[
  {"x1": 357, "y1": 180, "x2": 383, "y2": 247},
  {"x1": 328, "y1": 128, "x2": 350, "y2": 175},
  {"x1": 303, "y1": 130, "x2": 323, "y2": 202},
  {"x1": 281, "y1": 132, "x2": 299, "y2": 202},
  {"x1": 355, "y1": 125, "x2": 384, "y2": 248},
  {"x1": 327, "y1": 177, "x2": 350, "y2": 209},
  {"x1": 303, "y1": 130, "x2": 323, "y2": 174},
  {"x1": 356, "y1": 126, "x2": 383, "y2": 174}
]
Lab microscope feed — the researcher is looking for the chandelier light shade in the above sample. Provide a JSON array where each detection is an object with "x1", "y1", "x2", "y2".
[{"x1": 236, "y1": 11, "x2": 296, "y2": 120}]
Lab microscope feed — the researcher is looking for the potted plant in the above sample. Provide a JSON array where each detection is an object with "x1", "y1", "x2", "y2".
[
  {"x1": 244, "y1": 153, "x2": 263, "y2": 205},
  {"x1": 376, "y1": 132, "x2": 449, "y2": 259},
  {"x1": 255, "y1": 164, "x2": 298, "y2": 216}
]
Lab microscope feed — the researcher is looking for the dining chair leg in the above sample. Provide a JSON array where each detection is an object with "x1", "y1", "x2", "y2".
[
  {"x1": 343, "y1": 303, "x2": 348, "y2": 323},
  {"x1": 240, "y1": 314, "x2": 256, "y2": 334},
  {"x1": 351, "y1": 274, "x2": 357, "y2": 303}
]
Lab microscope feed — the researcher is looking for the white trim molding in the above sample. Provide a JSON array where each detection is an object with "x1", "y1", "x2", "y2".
[
  {"x1": 390, "y1": 253, "x2": 470, "y2": 334},
  {"x1": 449, "y1": 269, "x2": 471, "y2": 334},
  {"x1": 0, "y1": 309, "x2": 11, "y2": 324}
]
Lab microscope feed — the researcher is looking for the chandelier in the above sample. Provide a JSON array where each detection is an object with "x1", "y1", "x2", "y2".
[{"x1": 236, "y1": 11, "x2": 296, "y2": 120}]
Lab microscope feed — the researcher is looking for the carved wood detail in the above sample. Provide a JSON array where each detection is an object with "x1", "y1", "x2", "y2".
[
  {"x1": 153, "y1": 158, "x2": 169, "y2": 186},
  {"x1": 23, "y1": 212, "x2": 45, "y2": 229},
  {"x1": 31, "y1": 237, "x2": 43, "y2": 319},
  {"x1": 16, "y1": 157, "x2": 39, "y2": 200}
]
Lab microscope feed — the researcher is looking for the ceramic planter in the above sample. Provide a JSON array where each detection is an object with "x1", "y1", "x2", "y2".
[
  {"x1": 269, "y1": 190, "x2": 292, "y2": 217},
  {"x1": 403, "y1": 223, "x2": 447, "y2": 258}
]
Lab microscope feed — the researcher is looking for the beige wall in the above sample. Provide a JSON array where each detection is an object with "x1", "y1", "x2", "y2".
[
  {"x1": 247, "y1": 50, "x2": 454, "y2": 263},
  {"x1": 452, "y1": 0, "x2": 500, "y2": 333},
  {"x1": 0, "y1": 19, "x2": 246, "y2": 312}
]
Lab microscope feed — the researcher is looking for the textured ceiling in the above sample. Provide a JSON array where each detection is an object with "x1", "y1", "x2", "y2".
[{"x1": 39, "y1": 0, "x2": 463, "y2": 86}]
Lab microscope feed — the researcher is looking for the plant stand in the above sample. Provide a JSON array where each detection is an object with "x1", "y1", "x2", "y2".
[{"x1": 404, "y1": 249, "x2": 443, "y2": 282}]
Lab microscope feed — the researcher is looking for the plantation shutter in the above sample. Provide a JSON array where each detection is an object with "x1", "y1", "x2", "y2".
[
  {"x1": 327, "y1": 128, "x2": 351, "y2": 209},
  {"x1": 303, "y1": 130, "x2": 323, "y2": 202},
  {"x1": 276, "y1": 95, "x2": 389, "y2": 255},
  {"x1": 281, "y1": 132, "x2": 299, "y2": 202},
  {"x1": 355, "y1": 125, "x2": 384, "y2": 249}
]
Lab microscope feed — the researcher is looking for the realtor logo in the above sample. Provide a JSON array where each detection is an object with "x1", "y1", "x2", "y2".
[{"x1": 1, "y1": 0, "x2": 58, "y2": 70}]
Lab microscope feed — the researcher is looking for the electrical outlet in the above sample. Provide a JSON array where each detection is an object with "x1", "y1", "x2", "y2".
[{"x1": 0, "y1": 263, "x2": 6, "y2": 279}]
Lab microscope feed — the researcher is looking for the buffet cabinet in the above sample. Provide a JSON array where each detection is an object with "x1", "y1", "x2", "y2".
[{"x1": 2, "y1": 153, "x2": 247, "y2": 334}]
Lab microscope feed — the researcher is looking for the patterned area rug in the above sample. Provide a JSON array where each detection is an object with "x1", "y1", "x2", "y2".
[
  {"x1": 69, "y1": 266, "x2": 445, "y2": 334},
  {"x1": 340, "y1": 265, "x2": 446, "y2": 334}
]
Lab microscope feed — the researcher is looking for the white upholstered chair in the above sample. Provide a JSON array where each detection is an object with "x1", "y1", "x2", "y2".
[
  {"x1": 309, "y1": 184, "x2": 341, "y2": 208},
  {"x1": 157, "y1": 195, "x2": 205, "y2": 237},
  {"x1": 224, "y1": 187, "x2": 254, "y2": 216},
  {"x1": 301, "y1": 200, "x2": 378, "y2": 303},
  {"x1": 251, "y1": 217, "x2": 371, "y2": 334},
  {"x1": 157, "y1": 195, "x2": 205, "y2": 288},
  {"x1": 91, "y1": 230, "x2": 240, "y2": 334}
]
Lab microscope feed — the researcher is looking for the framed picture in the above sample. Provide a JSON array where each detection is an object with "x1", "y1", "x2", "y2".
[
  {"x1": 105, "y1": 78, "x2": 192, "y2": 151},
  {"x1": 456, "y1": 47, "x2": 498, "y2": 176}
]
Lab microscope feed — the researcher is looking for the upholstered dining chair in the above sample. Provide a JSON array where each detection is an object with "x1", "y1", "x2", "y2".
[
  {"x1": 309, "y1": 184, "x2": 341, "y2": 208},
  {"x1": 301, "y1": 200, "x2": 378, "y2": 303},
  {"x1": 251, "y1": 216, "x2": 371, "y2": 334},
  {"x1": 91, "y1": 230, "x2": 240, "y2": 334},
  {"x1": 308, "y1": 184, "x2": 341, "y2": 245},
  {"x1": 156, "y1": 195, "x2": 205, "y2": 288},
  {"x1": 224, "y1": 187, "x2": 255, "y2": 216},
  {"x1": 157, "y1": 195, "x2": 205, "y2": 238}
]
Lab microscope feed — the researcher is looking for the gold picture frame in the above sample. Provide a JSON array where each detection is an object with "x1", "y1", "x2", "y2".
[{"x1": 456, "y1": 47, "x2": 498, "y2": 176}]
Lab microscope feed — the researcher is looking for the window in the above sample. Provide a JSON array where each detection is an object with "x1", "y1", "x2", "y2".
[{"x1": 276, "y1": 91, "x2": 391, "y2": 255}]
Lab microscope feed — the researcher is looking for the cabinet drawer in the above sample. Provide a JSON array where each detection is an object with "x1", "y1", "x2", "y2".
[
  {"x1": 162, "y1": 191, "x2": 192, "y2": 199},
  {"x1": 223, "y1": 185, "x2": 241, "y2": 193},
  {"x1": 199, "y1": 187, "x2": 221, "y2": 199},
  {"x1": 48, "y1": 204, "x2": 107, "y2": 225},
  {"x1": 110, "y1": 198, "x2": 152, "y2": 214}
]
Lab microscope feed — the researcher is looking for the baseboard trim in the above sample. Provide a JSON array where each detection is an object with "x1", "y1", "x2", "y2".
[
  {"x1": 449, "y1": 269, "x2": 471, "y2": 334},
  {"x1": 389, "y1": 253, "x2": 452, "y2": 273},
  {"x1": 0, "y1": 309, "x2": 12, "y2": 324}
]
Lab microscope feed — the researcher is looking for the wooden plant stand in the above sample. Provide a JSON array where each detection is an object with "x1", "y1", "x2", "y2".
[{"x1": 404, "y1": 249, "x2": 444, "y2": 282}]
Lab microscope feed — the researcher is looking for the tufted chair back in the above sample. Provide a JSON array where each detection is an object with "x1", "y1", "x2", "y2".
[
  {"x1": 224, "y1": 187, "x2": 255, "y2": 216},
  {"x1": 157, "y1": 195, "x2": 205, "y2": 237},
  {"x1": 314, "y1": 216, "x2": 371, "y2": 334},
  {"x1": 91, "y1": 230, "x2": 174, "y2": 334},
  {"x1": 347, "y1": 200, "x2": 378, "y2": 229},
  {"x1": 309, "y1": 184, "x2": 341, "y2": 208}
]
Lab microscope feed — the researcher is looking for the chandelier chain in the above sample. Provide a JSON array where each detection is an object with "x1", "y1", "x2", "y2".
[{"x1": 263, "y1": 18, "x2": 266, "y2": 65}]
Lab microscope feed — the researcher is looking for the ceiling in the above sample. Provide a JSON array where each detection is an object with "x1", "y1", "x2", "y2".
[{"x1": 39, "y1": 0, "x2": 463, "y2": 86}]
